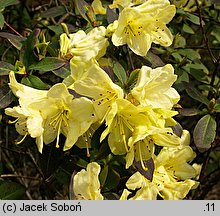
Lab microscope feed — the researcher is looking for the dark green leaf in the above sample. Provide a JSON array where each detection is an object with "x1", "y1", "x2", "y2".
[
  {"x1": 101, "y1": 166, "x2": 120, "y2": 192},
  {"x1": 112, "y1": 61, "x2": 127, "y2": 85},
  {"x1": 99, "y1": 165, "x2": 108, "y2": 187},
  {"x1": 145, "y1": 51, "x2": 165, "y2": 67},
  {"x1": 0, "y1": 85, "x2": 14, "y2": 109},
  {"x1": 0, "y1": 32, "x2": 25, "y2": 50},
  {"x1": 0, "y1": 12, "x2": 4, "y2": 29},
  {"x1": 183, "y1": 82, "x2": 209, "y2": 105},
  {"x1": 0, "y1": 61, "x2": 15, "y2": 75},
  {"x1": 29, "y1": 57, "x2": 66, "y2": 72},
  {"x1": 214, "y1": 98, "x2": 220, "y2": 112},
  {"x1": 0, "y1": 0, "x2": 19, "y2": 10},
  {"x1": 0, "y1": 181, "x2": 26, "y2": 200},
  {"x1": 74, "y1": 0, "x2": 90, "y2": 22},
  {"x1": 41, "y1": 6, "x2": 66, "y2": 18},
  {"x1": 193, "y1": 114, "x2": 216, "y2": 152},
  {"x1": 134, "y1": 158, "x2": 154, "y2": 181},
  {"x1": 52, "y1": 64, "x2": 70, "y2": 78},
  {"x1": 21, "y1": 75, "x2": 50, "y2": 90},
  {"x1": 126, "y1": 69, "x2": 139, "y2": 86},
  {"x1": 20, "y1": 29, "x2": 40, "y2": 68},
  {"x1": 48, "y1": 25, "x2": 64, "y2": 35},
  {"x1": 178, "y1": 108, "x2": 202, "y2": 116}
]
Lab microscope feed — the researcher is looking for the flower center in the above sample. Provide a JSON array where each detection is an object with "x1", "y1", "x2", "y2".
[{"x1": 49, "y1": 107, "x2": 70, "y2": 148}]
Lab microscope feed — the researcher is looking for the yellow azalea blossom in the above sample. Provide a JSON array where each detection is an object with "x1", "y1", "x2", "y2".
[
  {"x1": 31, "y1": 83, "x2": 97, "y2": 151},
  {"x1": 111, "y1": 0, "x2": 176, "y2": 56},
  {"x1": 109, "y1": 0, "x2": 147, "y2": 9},
  {"x1": 5, "y1": 106, "x2": 44, "y2": 152},
  {"x1": 73, "y1": 64, "x2": 124, "y2": 121},
  {"x1": 126, "y1": 125, "x2": 181, "y2": 169},
  {"x1": 100, "y1": 98, "x2": 151, "y2": 155},
  {"x1": 131, "y1": 64, "x2": 180, "y2": 109},
  {"x1": 121, "y1": 145, "x2": 199, "y2": 200},
  {"x1": 73, "y1": 162, "x2": 103, "y2": 200},
  {"x1": 5, "y1": 71, "x2": 47, "y2": 152},
  {"x1": 91, "y1": 0, "x2": 106, "y2": 14},
  {"x1": 59, "y1": 26, "x2": 109, "y2": 61}
]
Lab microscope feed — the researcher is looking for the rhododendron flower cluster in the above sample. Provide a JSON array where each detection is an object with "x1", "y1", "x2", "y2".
[{"x1": 5, "y1": 0, "x2": 200, "y2": 200}]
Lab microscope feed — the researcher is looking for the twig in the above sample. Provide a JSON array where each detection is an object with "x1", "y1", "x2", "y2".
[
  {"x1": 3, "y1": 21, "x2": 24, "y2": 38},
  {"x1": 195, "y1": 0, "x2": 217, "y2": 64},
  {"x1": 0, "y1": 174, "x2": 42, "y2": 181}
]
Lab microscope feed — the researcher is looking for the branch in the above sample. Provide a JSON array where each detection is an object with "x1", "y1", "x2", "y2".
[{"x1": 195, "y1": 0, "x2": 217, "y2": 64}]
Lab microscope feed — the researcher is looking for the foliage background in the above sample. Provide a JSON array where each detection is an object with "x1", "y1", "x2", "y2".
[{"x1": 0, "y1": 0, "x2": 220, "y2": 199}]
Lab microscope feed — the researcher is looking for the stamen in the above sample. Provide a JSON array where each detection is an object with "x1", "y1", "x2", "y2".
[
  {"x1": 118, "y1": 117, "x2": 129, "y2": 152},
  {"x1": 138, "y1": 142, "x2": 148, "y2": 171},
  {"x1": 9, "y1": 119, "x2": 18, "y2": 124},
  {"x1": 15, "y1": 132, "x2": 28, "y2": 144}
]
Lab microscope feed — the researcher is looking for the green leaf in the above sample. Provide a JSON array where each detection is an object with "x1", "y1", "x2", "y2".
[
  {"x1": 21, "y1": 75, "x2": 50, "y2": 90},
  {"x1": 48, "y1": 25, "x2": 64, "y2": 35},
  {"x1": 178, "y1": 108, "x2": 202, "y2": 116},
  {"x1": 52, "y1": 64, "x2": 70, "y2": 78},
  {"x1": 0, "y1": 181, "x2": 26, "y2": 200},
  {"x1": 0, "y1": 61, "x2": 16, "y2": 75},
  {"x1": 183, "y1": 82, "x2": 209, "y2": 106},
  {"x1": 183, "y1": 24, "x2": 195, "y2": 34},
  {"x1": 173, "y1": 34, "x2": 186, "y2": 48},
  {"x1": 0, "y1": 32, "x2": 25, "y2": 50},
  {"x1": 74, "y1": 0, "x2": 90, "y2": 22},
  {"x1": 99, "y1": 165, "x2": 108, "y2": 187},
  {"x1": 186, "y1": 13, "x2": 200, "y2": 25},
  {"x1": 0, "y1": 12, "x2": 4, "y2": 29},
  {"x1": 0, "y1": 85, "x2": 14, "y2": 109},
  {"x1": 0, "y1": 0, "x2": 19, "y2": 10},
  {"x1": 112, "y1": 61, "x2": 127, "y2": 85},
  {"x1": 193, "y1": 114, "x2": 216, "y2": 152},
  {"x1": 126, "y1": 69, "x2": 139, "y2": 90},
  {"x1": 178, "y1": 49, "x2": 201, "y2": 60},
  {"x1": 20, "y1": 29, "x2": 40, "y2": 68},
  {"x1": 145, "y1": 51, "x2": 165, "y2": 68},
  {"x1": 29, "y1": 57, "x2": 66, "y2": 72},
  {"x1": 214, "y1": 98, "x2": 220, "y2": 112},
  {"x1": 101, "y1": 166, "x2": 120, "y2": 192},
  {"x1": 41, "y1": 6, "x2": 66, "y2": 18}
]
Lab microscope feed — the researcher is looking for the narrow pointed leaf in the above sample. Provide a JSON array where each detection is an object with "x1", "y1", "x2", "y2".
[
  {"x1": 183, "y1": 82, "x2": 209, "y2": 105},
  {"x1": 0, "y1": 85, "x2": 14, "y2": 109},
  {"x1": 29, "y1": 57, "x2": 66, "y2": 72}
]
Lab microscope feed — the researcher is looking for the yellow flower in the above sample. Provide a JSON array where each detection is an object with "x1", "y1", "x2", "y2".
[
  {"x1": 73, "y1": 63, "x2": 124, "y2": 121},
  {"x1": 5, "y1": 72, "x2": 47, "y2": 152},
  {"x1": 131, "y1": 64, "x2": 180, "y2": 109},
  {"x1": 122, "y1": 145, "x2": 199, "y2": 200},
  {"x1": 111, "y1": 0, "x2": 176, "y2": 56},
  {"x1": 109, "y1": 0, "x2": 147, "y2": 9},
  {"x1": 91, "y1": 0, "x2": 106, "y2": 14},
  {"x1": 32, "y1": 83, "x2": 97, "y2": 151},
  {"x1": 100, "y1": 98, "x2": 150, "y2": 155},
  {"x1": 73, "y1": 162, "x2": 103, "y2": 200},
  {"x1": 59, "y1": 26, "x2": 109, "y2": 61}
]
